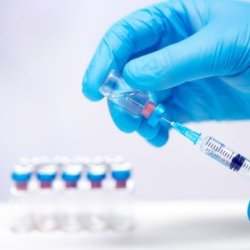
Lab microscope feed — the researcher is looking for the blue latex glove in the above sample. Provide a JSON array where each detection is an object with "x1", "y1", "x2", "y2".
[
  {"x1": 82, "y1": 0, "x2": 250, "y2": 147},
  {"x1": 248, "y1": 201, "x2": 250, "y2": 220}
]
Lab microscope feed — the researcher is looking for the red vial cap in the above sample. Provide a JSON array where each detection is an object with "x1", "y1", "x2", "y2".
[{"x1": 141, "y1": 102, "x2": 156, "y2": 118}]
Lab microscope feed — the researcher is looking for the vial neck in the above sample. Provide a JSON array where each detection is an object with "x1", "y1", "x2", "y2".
[
  {"x1": 91, "y1": 181, "x2": 102, "y2": 189},
  {"x1": 15, "y1": 182, "x2": 28, "y2": 190},
  {"x1": 40, "y1": 182, "x2": 52, "y2": 189},
  {"x1": 65, "y1": 182, "x2": 77, "y2": 189},
  {"x1": 116, "y1": 180, "x2": 127, "y2": 189}
]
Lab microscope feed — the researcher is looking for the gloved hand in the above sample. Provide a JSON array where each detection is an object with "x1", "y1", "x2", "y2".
[
  {"x1": 248, "y1": 201, "x2": 250, "y2": 221},
  {"x1": 82, "y1": 0, "x2": 250, "y2": 147}
]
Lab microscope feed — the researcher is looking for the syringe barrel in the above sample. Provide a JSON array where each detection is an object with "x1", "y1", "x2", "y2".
[{"x1": 199, "y1": 136, "x2": 250, "y2": 177}]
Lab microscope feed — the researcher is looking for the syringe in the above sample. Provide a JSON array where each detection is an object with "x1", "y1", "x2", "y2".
[{"x1": 100, "y1": 71, "x2": 250, "y2": 179}]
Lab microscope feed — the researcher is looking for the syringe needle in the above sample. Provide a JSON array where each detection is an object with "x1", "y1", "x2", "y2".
[
  {"x1": 171, "y1": 122, "x2": 201, "y2": 144},
  {"x1": 160, "y1": 114, "x2": 172, "y2": 125},
  {"x1": 160, "y1": 115, "x2": 201, "y2": 144}
]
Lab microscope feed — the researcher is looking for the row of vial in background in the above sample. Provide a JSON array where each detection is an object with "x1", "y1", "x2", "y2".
[{"x1": 10, "y1": 156, "x2": 134, "y2": 233}]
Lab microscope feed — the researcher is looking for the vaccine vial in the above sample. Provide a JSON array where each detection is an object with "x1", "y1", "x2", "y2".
[
  {"x1": 10, "y1": 165, "x2": 33, "y2": 232},
  {"x1": 110, "y1": 162, "x2": 135, "y2": 232},
  {"x1": 85, "y1": 162, "x2": 108, "y2": 232},
  {"x1": 61, "y1": 164, "x2": 82, "y2": 232},
  {"x1": 34, "y1": 164, "x2": 58, "y2": 231}
]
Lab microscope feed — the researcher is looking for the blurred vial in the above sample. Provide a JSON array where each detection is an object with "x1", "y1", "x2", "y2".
[
  {"x1": 61, "y1": 164, "x2": 83, "y2": 232},
  {"x1": 10, "y1": 165, "x2": 33, "y2": 232},
  {"x1": 110, "y1": 162, "x2": 135, "y2": 232},
  {"x1": 85, "y1": 163, "x2": 108, "y2": 232},
  {"x1": 105, "y1": 155, "x2": 125, "y2": 186},
  {"x1": 34, "y1": 164, "x2": 58, "y2": 231},
  {"x1": 18, "y1": 157, "x2": 35, "y2": 180}
]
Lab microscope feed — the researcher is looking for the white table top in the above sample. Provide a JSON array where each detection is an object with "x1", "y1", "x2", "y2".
[{"x1": 0, "y1": 200, "x2": 250, "y2": 250}]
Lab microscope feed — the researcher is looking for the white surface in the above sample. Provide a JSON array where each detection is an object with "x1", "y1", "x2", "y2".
[
  {"x1": 1, "y1": 200, "x2": 250, "y2": 250},
  {"x1": 0, "y1": 0, "x2": 250, "y2": 200}
]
